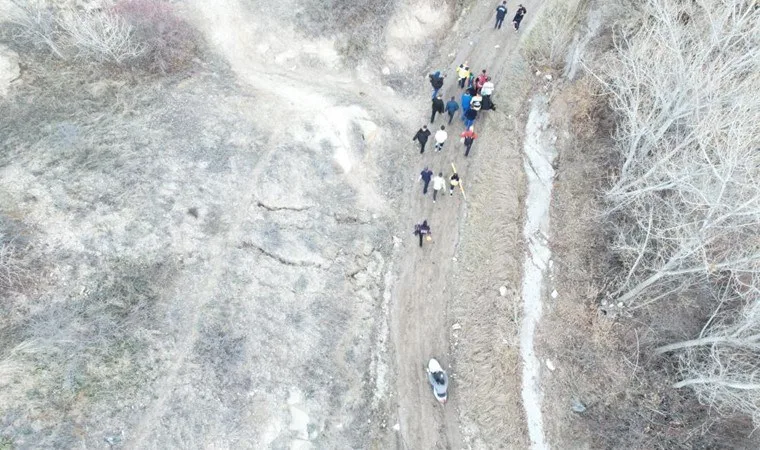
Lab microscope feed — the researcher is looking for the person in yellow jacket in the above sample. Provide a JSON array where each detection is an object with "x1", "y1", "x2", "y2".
[{"x1": 456, "y1": 63, "x2": 470, "y2": 89}]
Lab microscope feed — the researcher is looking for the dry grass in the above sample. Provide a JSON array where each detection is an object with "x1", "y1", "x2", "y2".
[
  {"x1": 295, "y1": 0, "x2": 397, "y2": 63},
  {"x1": 448, "y1": 55, "x2": 533, "y2": 447},
  {"x1": 3, "y1": 0, "x2": 198, "y2": 73},
  {"x1": 522, "y1": 0, "x2": 591, "y2": 71}
]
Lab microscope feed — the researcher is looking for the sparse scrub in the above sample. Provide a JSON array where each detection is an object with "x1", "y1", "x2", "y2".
[
  {"x1": 523, "y1": 0, "x2": 590, "y2": 70},
  {"x1": 3, "y1": 0, "x2": 197, "y2": 72},
  {"x1": 0, "y1": 258, "x2": 174, "y2": 446},
  {"x1": 296, "y1": 0, "x2": 396, "y2": 63},
  {"x1": 111, "y1": 0, "x2": 198, "y2": 73},
  {"x1": 58, "y1": 6, "x2": 145, "y2": 63},
  {"x1": 597, "y1": 0, "x2": 760, "y2": 428}
]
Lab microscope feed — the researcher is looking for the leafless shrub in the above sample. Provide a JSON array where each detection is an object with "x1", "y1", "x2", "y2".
[
  {"x1": 5, "y1": 0, "x2": 66, "y2": 58},
  {"x1": 58, "y1": 7, "x2": 145, "y2": 64},
  {"x1": 3, "y1": 0, "x2": 197, "y2": 72}
]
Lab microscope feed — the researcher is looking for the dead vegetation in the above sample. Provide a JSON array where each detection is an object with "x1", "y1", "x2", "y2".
[
  {"x1": 541, "y1": 0, "x2": 760, "y2": 446},
  {"x1": 4, "y1": 0, "x2": 198, "y2": 72}
]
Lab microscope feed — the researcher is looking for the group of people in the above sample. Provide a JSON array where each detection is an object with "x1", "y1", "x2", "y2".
[
  {"x1": 412, "y1": 2, "x2": 527, "y2": 248},
  {"x1": 495, "y1": 1, "x2": 527, "y2": 31}
]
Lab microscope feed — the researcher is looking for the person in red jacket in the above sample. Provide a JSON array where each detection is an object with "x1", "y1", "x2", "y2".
[
  {"x1": 475, "y1": 69, "x2": 488, "y2": 94},
  {"x1": 460, "y1": 127, "x2": 478, "y2": 157}
]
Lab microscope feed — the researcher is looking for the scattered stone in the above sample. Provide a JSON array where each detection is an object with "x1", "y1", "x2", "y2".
[
  {"x1": 452, "y1": 323, "x2": 462, "y2": 331},
  {"x1": 551, "y1": 290, "x2": 558, "y2": 299},
  {"x1": 452, "y1": 256, "x2": 457, "y2": 262},
  {"x1": 499, "y1": 286, "x2": 508, "y2": 297},
  {"x1": 535, "y1": 70, "x2": 542, "y2": 76},
  {"x1": 617, "y1": 302, "x2": 624, "y2": 308},
  {"x1": 545, "y1": 74, "x2": 553, "y2": 81},
  {"x1": 545, "y1": 359, "x2": 555, "y2": 371},
  {"x1": 381, "y1": 67, "x2": 391, "y2": 75},
  {"x1": 494, "y1": 44, "x2": 500, "y2": 48},
  {"x1": 601, "y1": 300, "x2": 607, "y2": 306},
  {"x1": 548, "y1": 259, "x2": 554, "y2": 269},
  {"x1": 392, "y1": 423, "x2": 400, "y2": 431},
  {"x1": 571, "y1": 399, "x2": 587, "y2": 413}
]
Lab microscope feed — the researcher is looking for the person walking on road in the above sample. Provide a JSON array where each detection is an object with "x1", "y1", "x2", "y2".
[
  {"x1": 432, "y1": 173, "x2": 445, "y2": 202},
  {"x1": 429, "y1": 71, "x2": 445, "y2": 99},
  {"x1": 475, "y1": 69, "x2": 488, "y2": 94},
  {"x1": 456, "y1": 63, "x2": 470, "y2": 89},
  {"x1": 481, "y1": 77, "x2": 494, "y2": 97},
  {"x1": 464, "y1": 108, "x2": 478, "y2": 129},
  {"x1": 413, "y1": 125, "x2": 431, "y2": 154},
  {"x1": 419, "y1": 167, "x2": 433, "y2": 194},
  {"x1": 460, "y1": 127, "x2": 478, "y2": 157},
  {"x1": 470, "y1": 93, "x2": 482, "y2": 112},
  {"x1": 434, "y1": 125, "x2": 448, "y2": 152},
  {"x1": 445, "y1": 97, "x2": 459, "y2": 124},
  {"x1": 461, "y1": 90, "x2": 473, "y2": 117},
  {"x1": 431, "y1": 94, "x2": 445, "y2": 123},
  {"x1": 414, "y1": 220, "x2": 431, "y2": 247},
  {"x1": 449, "y1": 172, "x2": 460, "y2": 196},
  {"x1": 495, "y1": 1, "x2": 508, "y2": 29},
  {"x1": 513, "y1": 5, "x2": 527, "y2": 31}
]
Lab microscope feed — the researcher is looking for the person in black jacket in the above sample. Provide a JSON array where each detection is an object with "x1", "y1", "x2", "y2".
[
  {"x1": 495, "y1": 1, "x2": 508, "y2": 29},
  {"x1": 513, "y1": 5, "x2": 527, "y2": 31},
  {"x1": 429, "y1": 71, "x2": 445, "y2": 98},
  {"x1": 431, "y1": 94, "x2": 445, "y2": 123},
  {"x1": 419, "y1": 167, "x2": 433, "y2": 194},
  {"x1": 414, "y1": 220, "x2": 431, "y2": 247},
  {"x1": 412, "y1": 125, "x2": 431, "y2": 154}
]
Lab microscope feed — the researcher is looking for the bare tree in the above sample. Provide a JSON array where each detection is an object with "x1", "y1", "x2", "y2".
[
  {"x1": 596, "y1": 0, "x2": 760, "y2": 308},
  {"x1": 657, "y1": 280, "x2": 760, "y2": 424}
]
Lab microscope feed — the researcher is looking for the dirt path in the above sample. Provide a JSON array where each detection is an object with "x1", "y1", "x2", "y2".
[{"x1": 390, "y1": 1, "x2": 543, "y2": 448}]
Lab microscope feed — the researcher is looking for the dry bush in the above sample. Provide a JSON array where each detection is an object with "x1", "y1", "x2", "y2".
[
  {"x1": 111, "y1": 0, "x2": 198, "y2": 73},
  {"x1": 5, "y1": 0, "x2": 66, "y2": 58},
  {"x1": 58, "y1": 7, "x2": 145, "y2": 64},
  {"x1": 3, "y1": 0, "x2": 197, "y2": 73},
  {"x1": 523, "y1": 0, "x2": 590, "y2": 70},
  {"x1": 295, "y1": 0, "x2": 396, "y2": 63}
]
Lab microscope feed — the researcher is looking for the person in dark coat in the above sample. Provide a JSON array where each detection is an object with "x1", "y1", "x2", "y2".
[
  {"x1": 414, "y1": 220, "x2": 431, "y2": 247},
  {"x1": 419, "y1": 167, "x2": 433, "y2": 194},
  {"x1": 412, "y1": 125, "x2": 431, "y2": 154},
  {"x1": 445, "y1": 97, "x2": 459, "y2": 124},
  {"x1": 513, "y1": 5, "x2": 527, "y2": 31},
  {"x1": 431, "y1": 94, "x2": 445, "y2": 123},
  {"x1": 464, "y1": 108, "x2": 478, "y2": 129},
  {"x1": 494, "y1": 1, "x2": 508, "y2": 29},
  {"x1": 429, "y1": 71, "x2": 445, "y2": 98}
]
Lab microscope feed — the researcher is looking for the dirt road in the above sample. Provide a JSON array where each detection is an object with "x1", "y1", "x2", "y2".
[{"x1": 390, "y1": 1, "x2": 543, "y2": 448}]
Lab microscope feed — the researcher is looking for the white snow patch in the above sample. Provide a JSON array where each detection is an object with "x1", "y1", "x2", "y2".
[{"x1": 519, "y1": 95, "x2": 556, "y2": 450}]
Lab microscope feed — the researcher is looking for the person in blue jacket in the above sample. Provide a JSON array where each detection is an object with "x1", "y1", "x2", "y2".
[
  {"x1": 445, "y1": 97, "x2": 459, "y2": 124},
  {"x1": 461, "y1": 91, "x2": 473, "y2": 121}
]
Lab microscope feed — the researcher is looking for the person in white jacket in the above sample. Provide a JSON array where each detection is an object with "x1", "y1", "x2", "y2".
[
  {"x1": 434, "y1": 125, "x2": 448, "y2": 152},
  {"x1": 480, "y1": 78, "x2": 495, "y2": 96}
]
